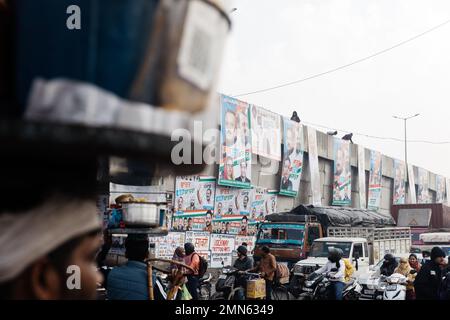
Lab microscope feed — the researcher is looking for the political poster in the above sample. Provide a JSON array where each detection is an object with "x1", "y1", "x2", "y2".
[
  {"x1": 367, "y1": 150, "x2": 382, "y2": 210},
  {"x1": 214, "y1": 186, "x2": 238, "y2": 217},
  {"x1": 250, "y1": 105, "x2": 282, "y2": 161},
  {"x1": 185, "y1": 231, "x2": 211, "y2": 251},
  {"x1": 171, "y1": 211, "x2": 207, "y2": 232},
  {"x1": 218, "y1": 94, "x2": 252, "y2": 188},
  {"x1": 436, "y1": 175, "x2": 446, "y2": 203},
  {"x1": 307, "y1": 127, "x2": 322, "y2": 206},
  {"x1": 332, "y1": 139, "x2": 352, "y2": 206},
  {"x1": 235, "y1": 236, "x2": 256, "y2": 253},
  {"x1": 279, "y1": 118, "x2": 304, "y2": 197},
  {"x1": 407, "y1": 165, "x2": 417, "y2": 204},
  {"x1": 195, "y1": 176, "x2": 216, "y2": 210},
  {"x1": 417, "y1": 168, "x2": 430, "y2": 204},
  {"x1": 110, "y1": 235, "x2": 127, "y2": 255},
  {"x1": 393, "y1": 160, "x2": 407, "y2": 205},
  {"x1": 175, "y1": 176, "x2": 199, "y2": 213},
  {"x1": 212, "y1": 215, "x2": 251, "y2": 236},
  {"x1": 210, "y1": 234, "x2": 236, "y2": 267},
  {"x1": 153, "y1": 232, "x2": 186, "y2": 260},
  {"x1": 357, "y1": 145, "x2": 367, "y2": 209},
  {"x1": 264, "y1": 190, "x2": 278, "y2": 216},
  {"x1": 210, "y1": 253, "x2": 233, "y2": 268},
  {"x1": 235, "y1": 188, "x2": 253, "y2": 216},
  {"x1": 250, "y1": 187, "x2": 266, "y2": 221}
]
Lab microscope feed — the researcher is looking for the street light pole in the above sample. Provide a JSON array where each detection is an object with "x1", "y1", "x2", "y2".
[{"x1": 393, "y1": 113, "x2": 420, "y2": 180}]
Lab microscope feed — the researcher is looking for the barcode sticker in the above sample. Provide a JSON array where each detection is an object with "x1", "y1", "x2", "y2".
[{"x1": 177, "y1": 0, "x2": 228, "y2": 90}]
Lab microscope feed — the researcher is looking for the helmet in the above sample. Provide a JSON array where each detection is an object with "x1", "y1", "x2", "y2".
[{"x1": 328, "y1": 248, "x2": 342, "y2": 262}]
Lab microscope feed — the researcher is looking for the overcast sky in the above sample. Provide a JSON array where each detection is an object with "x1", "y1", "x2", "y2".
[{"x1": 217, "y1": 0, "x2": 450, "y2": 178}]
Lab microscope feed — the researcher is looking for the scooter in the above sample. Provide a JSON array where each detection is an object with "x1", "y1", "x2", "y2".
[{"x1": 382, "y1": 273, "x2": 408, "y2": 300}]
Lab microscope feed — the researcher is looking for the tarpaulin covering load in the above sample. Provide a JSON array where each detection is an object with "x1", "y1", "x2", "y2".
[{"x1": 287, "y1": 205, "x2": 395, "y2": 228}]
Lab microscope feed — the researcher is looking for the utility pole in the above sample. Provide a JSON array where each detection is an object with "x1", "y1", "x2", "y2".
[{"x1": 393, "y1": 113, "x2": 420, "y2": 182}]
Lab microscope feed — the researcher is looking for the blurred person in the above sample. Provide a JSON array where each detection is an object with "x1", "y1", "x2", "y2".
[
  {"x1": 409, "y1": 254, "x2": 421, "y2": 272},
  {"x1": 223, "y1": 156, "x2": 234, "y2": 181},
  {"x1": 203, "y1": 210, "x2": 213, "y2": 233},
  {"x1": 250, "y1": 246, "x2": 276, "y2": 300},
  {"x1": 380, "y1": 253, "x2": 398, "y2": 277},
  {"x1": 106, "y1": 234, "x2": 154, "y2": 300},
  {"x1": 343, "y1": 258, "x2": 354, "y2": 283},
  {"x1": 233, "y1": 245, "x2": 253, "y2": 300},
  {"x1": 171, "y1": 247, "x2": 185, "y2": 271},
  {"x1": 414, "y1": 247, "x2": 446, "y2": 300},
  {"x1": 394, "y1": 257, "x2": 416, "y2": 300},
  {"x1": 183, "y1": 243, "x2": 200, "y2": 300},
  {"x1": 314, "y1": 248, "x2": 346, "y2": 300}
]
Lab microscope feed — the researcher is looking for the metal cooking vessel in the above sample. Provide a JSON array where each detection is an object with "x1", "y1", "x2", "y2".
[{"x1": 121, "y1": 202, "x2": 160, "y2": 227}]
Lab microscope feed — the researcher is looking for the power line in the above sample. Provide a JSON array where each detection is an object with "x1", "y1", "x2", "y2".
[
  {"x1": 232, "y1": 18, "x2": 450, "y2": 98},
  {"x1": 303, "y1": 121, "x2": 450, "y2": 145}
]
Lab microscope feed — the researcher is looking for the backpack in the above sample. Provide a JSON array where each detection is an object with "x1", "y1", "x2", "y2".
[
  {"x1": 195, "y1": 253, "x2": 208, "y2": 278},
  {"x1": 275, "y1": 263, "x2": 290, "y2": 284}
]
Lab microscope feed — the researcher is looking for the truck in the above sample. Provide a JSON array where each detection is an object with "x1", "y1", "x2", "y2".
[
  {"x1": 292, "y1": 226, "x2": 412, "y2": 278},
  {"x1": 391, "y1": 203, "x2": 450, "y2": 245},
  {"x1": 253, "y1": 205, "x2": 396, "y2": 269}
]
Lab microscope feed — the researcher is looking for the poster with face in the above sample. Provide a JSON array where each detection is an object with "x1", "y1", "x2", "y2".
[
  {"x1": 234, "y1": 236, "x2": 257, "y2": 253},
  {"x1": 250, "y1": 187, "x2": 266, "y2": 222},
  {"x1": 153, "y1": 232, "x2": 186, "y2": 260},
  {"x1": 436, "y1": 175, "x2": 446, "y2": 203},
  {"x1": 250, "y1": 105, "x2": 282, "y2": 161},
  {"x1": 210, "y1": 233, "x2": 236, "y2": 268},
  {"x1": 417, "y1": 168, "x2": 430, "y2": 204},
  {"x1": 175, "y1": 176, "x2": 199, "y2": 213},
  {"x1": 196, "y1": 176, "x2": 216, "y2": 210},
  {"x1": 235, "y1": 188, "x2": 252, "y2": 215},
  {"x1": 171, "y1": 211, "x2": 207, "y2": 232},
  {"x1": 219, "y1": 95, "x2": 252, "y2": 188},
  {"x1": 212, "y1": 216, "x2": 249, "y2": 235},
  {"x1": 264, "y1": 190, "x2": 278, "y2": 215},
  {"x1": 214, "y1": 186, "x2": 238, "y2": 217},
  {"x1": 332, "y1": 139, "x2": 352, "y2": 206},
  {"x1": 279, "y1": 118, "x2": 304, "y2": 197},
  {"x1": 367, "y1": 150, "x2": 382, "y2": 210},
  {"x1": 393, "y1": 159, "x2": 407, "y2": 205},
  {"x1": 110, "y1": 235, "x2": 127, "y2": 255},
  {"x1": 307, "y1": 127, "x2": 322, "y2": 206}
]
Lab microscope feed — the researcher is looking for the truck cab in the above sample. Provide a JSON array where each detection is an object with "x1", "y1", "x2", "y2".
[
  {"x1": 292, "y1": 237, "x2": 370, "y2": 277},
  {"x1": 253, "y1": 216, "x2": 323, "y2": 269}
]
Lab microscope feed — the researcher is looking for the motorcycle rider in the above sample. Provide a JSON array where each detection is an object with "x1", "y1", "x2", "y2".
[
  {"x1": 380, "y1": 254, "x2": 398, "y2": 276},
  {"x1": 232, "y1": 245, "x2": 253, "y2": 300},
  {"x1": 313, "y1": 248, "x2": 346, "y2": 300}
]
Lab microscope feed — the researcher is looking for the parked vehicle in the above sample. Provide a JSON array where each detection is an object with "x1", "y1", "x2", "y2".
[
  {"x1": 254, "y1": 205, "x2": 396, "y2": 269},
  {"x1": 198, "y1": 273, "x2": 213, "y2": 300},
  {"x1": 392, "y1": 203, "x2": 450, "y2": 245}
]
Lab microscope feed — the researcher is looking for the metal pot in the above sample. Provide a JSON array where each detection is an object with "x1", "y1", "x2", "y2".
[{"x1": 121, "y1": 202, "x2": 160, "y2": 227}]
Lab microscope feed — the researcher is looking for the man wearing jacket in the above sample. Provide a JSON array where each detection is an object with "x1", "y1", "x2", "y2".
[
  {"x1": 414, "y1": 247, "x2": 446, "y2": 300},
  {"x1": 107, "y1": 234, "x2": 158, "y2": 300}
]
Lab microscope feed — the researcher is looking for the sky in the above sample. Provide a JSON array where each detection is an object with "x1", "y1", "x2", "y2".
[{"x1": 217, "y1": 0, "x2": 450, "y2": 178}]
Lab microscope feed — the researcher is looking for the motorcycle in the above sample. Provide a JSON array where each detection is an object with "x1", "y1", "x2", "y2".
[
  {"x1": 198, "y1": 272, "x2": 212, "y2": 300},
  {"x1": 212, "y1": 266, "x2": 261, "y2": 300},
  {"x1": 298, "y1": 269, "x2": 361, "y2": 300}
]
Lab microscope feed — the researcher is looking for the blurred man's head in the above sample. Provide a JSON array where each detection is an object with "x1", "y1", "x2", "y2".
[
  {"x1": 205, "y1": 210, "x2": 212, "y2": 226},
  {"x1": 261, "y1": 246, "x2": 270, "y2": 257},
  {"x1": 125, "y1": 234, "x2": 149, "y2": 262},
  {"x1": 431, "y1": 247, "x2": 446, "y2": 265},
  {"x1": 184, "y1": 243, "x2": 195, "y2": 256},
  {"x1": 206, "y1": 188, "x2": 212, "y2": 202},
  {"x1": 282, "y1": 159, "x2": 291, "y2": 179},
  {"x1": 224, "y1": 110, "x2": 237, "y2": 146},
  {"x1": 241, "y1": 216, "x2": 248, "y2": 231},
  {"x1": 243, "y1": 195, "x2": 249, "y2": 208},
  {"x1": 240, "y1": 161, "x2": 247, "y2": 178},
  {"x1": 187, "y1": 217, "x2": 193, "y2": 229}
]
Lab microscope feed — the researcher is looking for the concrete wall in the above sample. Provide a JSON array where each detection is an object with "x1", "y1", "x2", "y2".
[{"x1": 155, "y1": 127, "x2": 445, "y2": 216}]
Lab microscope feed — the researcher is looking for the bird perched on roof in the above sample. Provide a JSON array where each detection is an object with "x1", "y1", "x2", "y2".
[
  {"x1": 342, "y1": 133, "x2": 354, "y2": 144},
  {"x1": 290, "y1": 111, "x2": 301, "y2": 123},
  {"x1": 327, "y1": 130, "x2": 338, "y2": 136}
]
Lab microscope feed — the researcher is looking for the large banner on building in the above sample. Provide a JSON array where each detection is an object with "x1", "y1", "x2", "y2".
[
  {"x1": 407, "y1": 165, "x2": 417, "y2": 204},
  {"x1": 417, "y1": 168, "x2": 430, "y2": 204},
  {"x1": 214, "y1": 186, "x2": 238, "y2": 217},
  {"x1": 332, "y1": 139, "x2": 352, "y2": 206},
  {"x1": 265, "y1": 190, "x2": 278, "y2": 216},
  {"x1": 235, "y1": 188, "x2": 252, "y2": 216},
  {"x1": 218, "y1": 95, "x2": 252, "y2": 188},
  {"x1": 307, "y1": 127, "x2": 322, "y2": 206},
  {"x1": 250, "y1": 105, "x2": 282, "y2": 161},
  {"x1": 279, "y1": 118, "x2": 304, "y2": 197},
  {"x1": 393, "y1": 160, "x2": 407, "y2": 205},
  {"x1": 436, "y1": 175, "x2": 446, "y2": 203},
  {"x1": 367, "y1": 151, "x2": 382, "y2": 210},
  {"x1": 357, "y1": 145, "x2": 367, "y2": 209},
  {"x1": 175, "y1": 176, "x2": 199, "y2": 213},
  {"x1": 196, "y1": 176, "x2": 216, "y2": 210}
]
